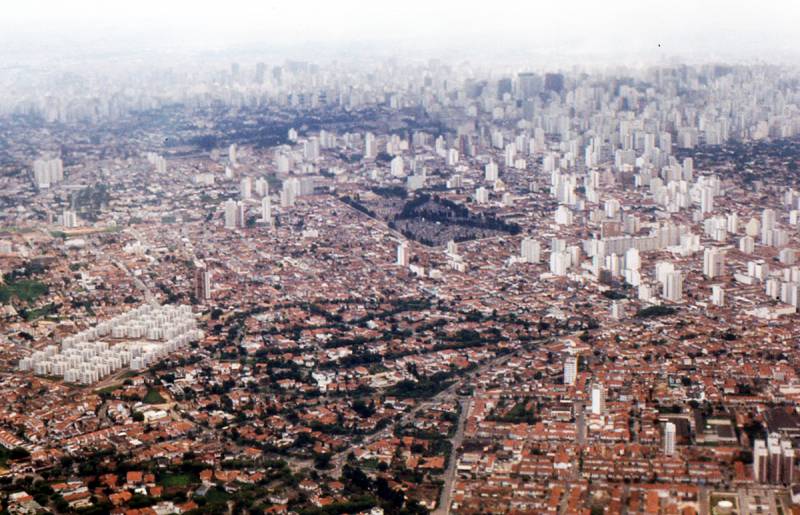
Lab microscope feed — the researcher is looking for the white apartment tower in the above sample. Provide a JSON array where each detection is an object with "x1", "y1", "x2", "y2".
[
  {"x1": 521, "y1": 238, "x2": 541, "y2": 264},
  {"x1": 397, "y1": 242, "x2": 410, "y2": 267},
  {"x1": 563, "y1": 355, "x2": 577, "y2": 385},
  {"x1": 591, "y1": 383, "x2": 606, "y2": 415},
  {"x1": 664, "y1": 422, "x2": 676, "y2": 455}
]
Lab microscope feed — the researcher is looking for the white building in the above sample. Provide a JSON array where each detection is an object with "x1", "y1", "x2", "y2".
[
  {"x1": 397, "y1": 242, "x2": 410, "y2": 266},
  {"x1": 591, "y1": 383, "x2": 605, "y2": 415},
  {"x1": 563, "y1": 356, "x2": 577, "y2": 385},
  {"x1": 664, "y1": 422, "x2": 676, "y2": 455}
]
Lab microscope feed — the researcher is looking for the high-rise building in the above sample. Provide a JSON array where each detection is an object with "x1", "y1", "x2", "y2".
[
  {"x1": 224, "y1": 199, "x2": 241, "y2": 229},
  {"x1": 661, "y1": 270, "x2": 683, "y2": 302},
  {"x1": 228, "y1": 144, "x2": 238, "y2": 166},
  {"x1": 391, "y1": 156, "x2": 405, "y2": 178},
  {"x1": 33, "y1": 157, "x2": 64, "y2": 188},
  {"x1": 261, "y1": 196, "x2": 272, "y2": 224},
  {"x1": 703, "y1": 247, "x2": 725, "y2": 278},
  {"x1": 240, "y1": 177, "x2": 252, "y2": 200},
  {"x1": 762, "y1": 208, "x2": 776, "y2": 246},
  {"x1": 782, "y1": 439, "x2": 795, "y2": 485},
  {"x1": 768, "y1": 434, "x2": 783, "y2": 484},
  {"x1": 590, "y1": 383, "x2": 605, "y2": 415},
  {"x1": 396, "y1": 242, "x2": 410, "y2": 267},
  {"x1": 754, "y1": 436, "x2": 795, "y2": 485},
  {"x1": 711, "y1": 285, "x2": 725, "y2": 307},
  {"x1": 544, "y1": 73, "x2": 564, "y2": 93},
  {"x1": 194, "y1": 262, "x2": 211, "y2": 302},
  {"x1": 563, "y1": 356, "x2": 577, "y2": 385},
  {"x1": 485, "y1": 161, "x2": 499, "y2": 182},
  {"x1": 364, "y1": 132, "x2": 377, "y2": 159},
  {"x1": 475, "y1": 187, "x2": 489, "y2": 204},
  {"x1": 517, "y1": 72, "x2": 541, "y2": 99},
  {"x1": 664, "y1": 422, "x2": 676, "y2": 455},
  {"x1": 754, "y1": 439, "x2": 769, "y2": 483},
  {"x1": 521, "y1": 238, "x2": 541, "y2": 264},
  {"x1": 62, "y1": 209, "x2": 78, "y2": 229}
]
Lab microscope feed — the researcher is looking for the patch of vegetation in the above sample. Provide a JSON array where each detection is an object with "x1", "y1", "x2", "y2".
[
  {"x1": 635, "y1": 305, "x2": 677, "y2": 318},
  {"x1": 0, "y1": 279, "x2": 48, "y2": 304},
  {"x1": 143, "y1": 388, "x2": 166, "y2": 404}
]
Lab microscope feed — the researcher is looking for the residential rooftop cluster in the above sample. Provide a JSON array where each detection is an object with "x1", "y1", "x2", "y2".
[{"x1": 0, "y1": 59, "x2": 800, "y2": 515}]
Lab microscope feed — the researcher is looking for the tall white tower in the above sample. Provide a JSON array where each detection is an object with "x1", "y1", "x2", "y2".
[
  {"x1": 664, "y1": 422, "x2": 676, "y2": 456},
  {"x1": 396, "y1": 242, "x2": 410, "y2": 266},
  {"x1": 521, "y1": 238, "x2": 541, "y2": 264},
  {"x1": 591, "y1": 383, "x2": 606, "y2": 415},
  {"x1": 563, "y1": 356, "x2": 577, "y2": 385}
]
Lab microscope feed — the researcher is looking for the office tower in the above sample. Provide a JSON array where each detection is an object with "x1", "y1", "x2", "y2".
[
  {"x1": 240, "y1": 177, "x2": 252, "y2": 200},
  {"x1": 521, "y1": 238, "x2": 541, "y2": 264},
  {"x1": 544, "y1": 73, "x2": 564, "y2": 93},
  {"x1": 762, "y1": 208, "x2": 776, "y2": 246},
  {"x1": 224, "y1": 199, "x2": 238, "y2": 229},
  {"x1": 563, "y1": 356, "x2": 577, "y2": 385},
  {"x1": 517, "y1": 72, "x2": 541, "y2": 99},
  {"x1": 754, "y1": 439, "x2": 769, "y2": 483},
  {"x1": 664, "y1": 422, "x2": 676, "y2": 456},
  {"x1": 485, "y1": 161, "x2": 499, "y2": 182},
  {"x1": 364, "y1": 132, "x2": 377, "y2": 159},
  {"x1": 255, "y1": 62, "x2": 267, "y2": 83},
  {"x1": 496, "y1": 77, "x2": 512, "y2": 99},
  {"x1": 703, "y1": 247, "x2": 725, "y2": 278},
  {"x1": 194, "y1": 263, "x2": 211, "y2": 302},
  {"x1": 590, "y1": 383, "x2": 605, "y2": 415},
  {"x1": 662, "y1": 271, "x2": 683, "y2": 302},
  {"x1": 711, "y1": 285, "x2": 725, "y2": 307},
  {"x1": 396, "y1": 242, "x2": 410, "y2": 266},
  {"x1": 261, "y1": 196, "x2": 272, "y2": 224}
]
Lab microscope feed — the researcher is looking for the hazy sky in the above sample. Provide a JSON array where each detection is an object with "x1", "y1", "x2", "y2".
[{"x1": 2, "y1": 0, "x2": 799, "y2": 62}]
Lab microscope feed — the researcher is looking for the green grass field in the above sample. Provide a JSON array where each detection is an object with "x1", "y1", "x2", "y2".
[
  {"x1": 158, "y1": 473, "x2": 195, "y2": 488},
  {"x1": 143, "y1": 389, "x2": 167, "y2": 404}
]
